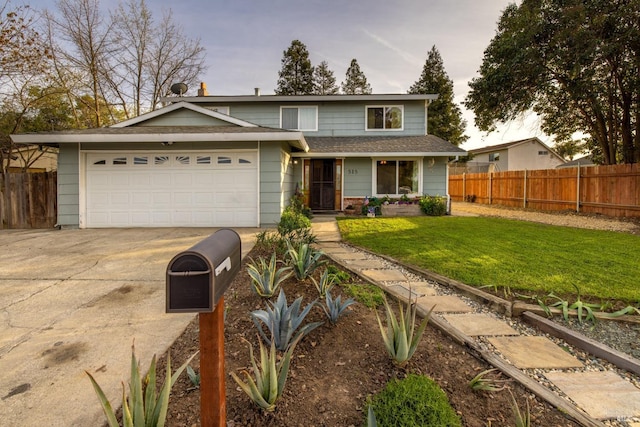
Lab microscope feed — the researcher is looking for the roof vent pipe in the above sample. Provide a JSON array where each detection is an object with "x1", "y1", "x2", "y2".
[{"x1": 254, "y1": 88, "x2": 261, "y2": 96}]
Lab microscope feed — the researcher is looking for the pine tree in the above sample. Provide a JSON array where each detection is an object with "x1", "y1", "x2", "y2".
[
  {"x1": 275, "y1": 40, "x2": 314, "y2": 95},
  {"x1": 313, "y1": 61, "x2": 339, "y2": 95},
  {"x1": 409, "y1": 46, "x2": 467, "y2": 145},
  {"x1": 341, "y1": 59, "x2": 372, "y2": 94}
]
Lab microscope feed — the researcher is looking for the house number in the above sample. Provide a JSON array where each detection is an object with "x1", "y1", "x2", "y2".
[{"x1": 347, "y1": 169, "x2": 358, "y2": 175}]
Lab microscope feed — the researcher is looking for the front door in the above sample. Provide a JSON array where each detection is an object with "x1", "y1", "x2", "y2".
[{"x1": 310, "y1": 159, "x2": 335, "y2": 210}]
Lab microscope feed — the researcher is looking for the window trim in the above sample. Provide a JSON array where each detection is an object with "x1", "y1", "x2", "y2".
[
  {"x1": 371, "y1": 158, "x2": 422, "y2": 196},
  {"x1": 365, "y1": 105, "x2": 404, "y2": 131},
  {"x1": 279, "y1": 106, "x2": 318, "y2": 131}
]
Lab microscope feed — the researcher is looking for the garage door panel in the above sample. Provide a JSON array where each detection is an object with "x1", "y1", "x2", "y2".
[
  {"x1": 111, "y1": 174, "x2": 130, "y2": 186},
  {"x1": 86, "y1": 151, "x2": 259, "y2": 227},
  {"x1": 152, "y1": 192, "x2": 171, "y2": 206},
  {"x1": 130, "y1": 192, "x2": 151, "y2": 205},
  {"x1": 131, "y1": 212, "x2": 150, "y2": 225},
  {"x1": 152, "y1": 174, "x2": 172, "y2": 187},
  {"x1": 174, "y1": 193, "x2": 192, "y2": 205}
]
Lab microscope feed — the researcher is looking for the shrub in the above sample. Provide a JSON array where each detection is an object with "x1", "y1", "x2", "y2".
[
  {"x1": 367, "y1": 374, "x2": 462, "y2": 427},
  {"x1": 246, "y1": 253, "x2": 293, "y2": 298},
  {"x1": 86, "y1": 345, "x2": 197, "y2": 427},
  {"x1": 278, "y1": 208, "x2": 311, "y2": 235},
  {"x1": 419, "y1": 195, "x2": 448, "y2": 216},
  {"x1": 251, "y1": 288, "x2": 323, "y2": 351}
]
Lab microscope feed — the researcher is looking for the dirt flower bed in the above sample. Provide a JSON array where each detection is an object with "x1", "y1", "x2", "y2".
[{"x1": 157, "y1": 248, "x2": 578, "y2": 427}]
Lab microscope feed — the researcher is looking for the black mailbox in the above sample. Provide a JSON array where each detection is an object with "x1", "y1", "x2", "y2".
[{"x1": 166, "y1": 229, "x2": 241, "y2": 313}]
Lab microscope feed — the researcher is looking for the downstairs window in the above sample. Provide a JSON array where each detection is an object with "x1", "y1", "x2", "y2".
[{"x1": 376, "y1": 160, "x2": 418, "y2": 195}]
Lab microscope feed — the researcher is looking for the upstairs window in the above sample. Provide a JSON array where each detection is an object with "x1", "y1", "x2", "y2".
[
  {"x1": 367, "y1": 106, "x2": 403, "y2": 130},
  {"x1": 281, "y1": 106, "x2": 318, "y2": 131},
  {"x1": 538, "y1": 150, "x2": 548, "y2": 155},
  {"x1": 489, "y1": 153, "x2": 500, "y2": 162}
]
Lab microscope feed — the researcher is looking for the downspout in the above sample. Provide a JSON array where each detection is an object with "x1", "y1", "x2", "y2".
[{"x1": 424, "y1": 100, "x2": 430, "y2": 135}]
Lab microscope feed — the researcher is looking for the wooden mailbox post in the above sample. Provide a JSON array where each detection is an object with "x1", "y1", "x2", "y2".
[{"x1": 166, "y1": 229, "x2": 241, "y2": 427}]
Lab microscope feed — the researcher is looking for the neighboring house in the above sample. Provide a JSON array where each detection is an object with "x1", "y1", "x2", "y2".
[
  {"x1": 462, "y1": 137, "x2": 565, "y2": 172},
  {"x1": 2, "y1": 145, "x2": 58, "y2": 172},
  {"x1": 556, "y1": 155, "x2": 595, "y2": 169},
  {"x1": 11, "y1": 91, "x2": 465, "y2": 228}
]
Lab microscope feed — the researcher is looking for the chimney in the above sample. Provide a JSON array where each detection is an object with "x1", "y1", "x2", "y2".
[
  {"x1": 198, "y1": 82, "x2": 208, "y2": 96},
  {"x1": 254, "y1": 87, "x2": 261, "y2": 96}
]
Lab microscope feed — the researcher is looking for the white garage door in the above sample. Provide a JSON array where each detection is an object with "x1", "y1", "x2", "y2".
[{"x1": 85, "y1": 151, "x2": 259, "y2": 227}]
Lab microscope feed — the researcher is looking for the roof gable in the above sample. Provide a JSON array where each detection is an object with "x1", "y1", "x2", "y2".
[
  {"x1": 470, "y1": 137, "x2": 565, "y2": 163},
  {"x1": 110, "y1": 101, "x2": 258, "y2": 128}
]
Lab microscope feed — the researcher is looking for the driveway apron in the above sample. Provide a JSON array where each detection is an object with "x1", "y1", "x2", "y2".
[{"x1": 0, "y1": 228, "x2": 257, "y2": 426}]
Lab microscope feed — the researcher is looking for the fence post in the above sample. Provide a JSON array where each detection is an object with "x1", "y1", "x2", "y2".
[
  {"x1": 523, "y1": 170, "x2": 527, "y2": 208},
  {"x1": 462, "y1": 173, "x2": 466, "y2": 201},
  {"x1": 576, "y1": 165, "x2": 581, "y2": 213},
  {"x1": 489, "y1": 172, "x2": 493, "y2": 205}
]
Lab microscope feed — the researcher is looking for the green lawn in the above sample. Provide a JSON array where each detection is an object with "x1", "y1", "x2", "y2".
[{"x1": 337, "y1": 216, "x2": 640, "y2": 304}]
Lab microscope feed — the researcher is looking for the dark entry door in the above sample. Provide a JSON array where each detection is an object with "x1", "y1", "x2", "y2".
[{"x1": 310, "y1": 159, "x2": 335, "y2": 210}]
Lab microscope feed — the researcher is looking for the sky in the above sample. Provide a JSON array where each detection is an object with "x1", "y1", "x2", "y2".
[{"x1": 27, "y1": 0, "x2": 547, "y2": 150}]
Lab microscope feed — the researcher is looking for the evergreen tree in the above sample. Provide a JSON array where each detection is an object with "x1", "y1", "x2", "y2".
[
  {"x1": 341, "y1": 59, "x2": 372, "y2": 94},
  {"x1": 409, "y1": 46, "x2": 467, "y2": 146},
  {"x1": 275, "y1": 40, "x2": 314, "y2": 95},
  {"x1": 313, "y1": 61, "x2": 339, "y2": 95}
]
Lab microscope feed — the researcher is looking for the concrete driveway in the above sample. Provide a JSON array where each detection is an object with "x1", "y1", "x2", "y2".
[{"x1": 0, "y1": 227, "x2": 258, "y2": 426}]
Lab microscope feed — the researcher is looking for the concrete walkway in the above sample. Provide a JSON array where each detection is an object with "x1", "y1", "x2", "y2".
[
  {"x1": 312, "y1": 216, "x2": 640, "y2": 426},
  {"x1": 0, "y1": 228, "x2": 257, "y2": 426}
]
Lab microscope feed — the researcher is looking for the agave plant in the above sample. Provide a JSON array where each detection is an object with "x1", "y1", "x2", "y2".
[
  {"x1": 286, "y1": 240, "x2": 327, "y2": 280},
  {"x1": 468, "y1": 368, "x2": 508, "y2": 392},
  {"x1": 311, "y1": 268, "x2": 337, "y2": 297},
  {"x1": 85, "y1": 344, "x2": 197, "y2": 427},
  {"x1": 510, "y1": 390, "x2": 531, "y2": 427},
  {"x1": 251, "y1": 288, "x2": 323, "y2": 351},
  {"x1": 322, "y1": 290, "x2": 356, "y2": 325},
  {"x1": 230, "y1": 335, "x2": 301, "y2": 412},
  {"x1": 246, "y1": 253, "x2": 293, "y2": 298},
  {"x1": 376, "y1": 295, "x2": 433, "y2": 366},
  {"x1": 367, "y1": 406, "x2": 378, "y2": 427}
]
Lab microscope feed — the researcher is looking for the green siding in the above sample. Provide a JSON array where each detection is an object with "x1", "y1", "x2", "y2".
[
  {"x1": 203, "y1": 100, "x2": 427, "y2": 136},
  {"x1": 343, "y1": 158, "x2": 373, "y2": 197},
  {"x1": 259, "y1": 142, "x2": 294, "y2": 227},
  {"x1": 57, "y1": 144, "x2": 80, "y2": 227},
  {"x1": 422, "y1": 158, "x2": 447, "y2": 195},
  {"x1": 137, "y1": 109, "x2": 233, "y2": 126}
]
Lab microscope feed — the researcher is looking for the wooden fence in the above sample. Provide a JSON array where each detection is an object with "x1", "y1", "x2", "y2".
[
  {"x1": 449, "y1": 164, "x2": 640, "y2": 218},
  {"x1": 1, "y1": 172, "x2": 57, "y2": 229}
]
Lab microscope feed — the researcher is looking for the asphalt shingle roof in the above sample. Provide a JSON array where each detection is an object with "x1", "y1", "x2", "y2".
[{"x1": 305, "y1": 135, "x2": 466, "y2": 154}]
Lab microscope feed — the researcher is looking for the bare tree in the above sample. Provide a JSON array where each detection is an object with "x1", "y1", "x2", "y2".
[
  {"x1": 45, "y1": 0, "x2": 114, "y2": 127},
  {"x1": 146, "y1": 11, "x2": 206, "y2": 110},
  {"x1": 109, "y1": 0, "x2": 152, "y2": 118}
]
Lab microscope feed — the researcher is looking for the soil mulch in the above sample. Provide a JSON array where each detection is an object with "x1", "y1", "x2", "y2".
[{"x1": 159, "y1": 247, "x2": 579, "y2": 427}]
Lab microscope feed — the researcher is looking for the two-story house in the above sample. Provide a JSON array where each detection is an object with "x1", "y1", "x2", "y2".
[
  {"x1": 461, "y1": 137, "x2": 565, "y2": 173},
  {"x1": 11, "y1": 89, "x2": 465, "y2": 228}
]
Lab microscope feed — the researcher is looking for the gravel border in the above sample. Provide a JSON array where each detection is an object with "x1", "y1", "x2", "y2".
[
  {"x1": 335, "y1": 242, "x2": 640, "y2": 426},
  {"x1": 451, "y1": 202, "x2": 640, "y2": 235}
]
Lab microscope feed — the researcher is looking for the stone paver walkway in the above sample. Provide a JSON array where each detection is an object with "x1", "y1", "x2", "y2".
[{"x1": 312, "y1": 215, "x2": 640, "y2": 426}]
